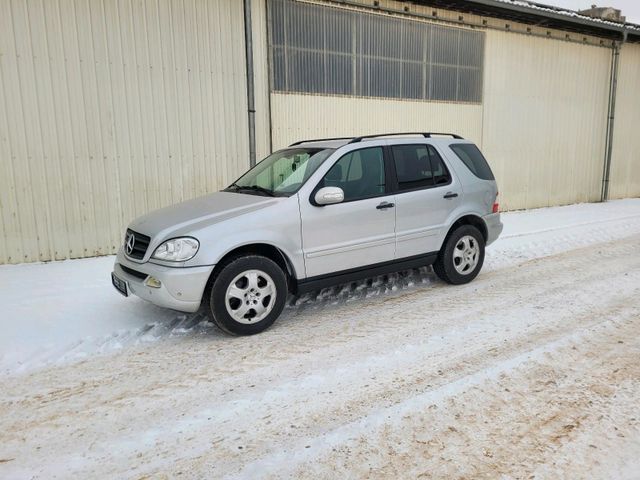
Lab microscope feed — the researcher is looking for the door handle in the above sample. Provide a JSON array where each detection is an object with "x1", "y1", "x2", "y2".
[
  {"x1": 443, "y1": 192, "x2": 458, "y2": 199},
  {"x1": 376, "y1": 201, "x2": 395, "y2": 210}
]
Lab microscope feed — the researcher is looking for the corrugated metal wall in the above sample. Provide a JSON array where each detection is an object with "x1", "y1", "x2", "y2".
[
  {"x1": 268, "y1": 0, "x2": 485, "y2": 150},
  {"x1": 0, "y1": 0, "x2": 249, "y2": 264},
  {"x1": 268, "y1": 0, "x2": 615, "y2": 212},
  {"x1": 608, "y1": 42, "x2": 640, "y2": 199},
  {"x1": 270, "y1": 93, "x2": 483, "y2": 150},
  {"x1": 481, "y1": 30, "x2": 611, "y2": 210},
  {"x1": 1, "y1": 0, "x2": 638, "y2": 265}
]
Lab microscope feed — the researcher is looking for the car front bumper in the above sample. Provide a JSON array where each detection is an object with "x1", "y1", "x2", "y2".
[
  {"x1": 483, "y1": 212, "x2": 504, "y2": 246},
  {"x1": 112, "y1": 248, "x2": 214, "y2": 313}
]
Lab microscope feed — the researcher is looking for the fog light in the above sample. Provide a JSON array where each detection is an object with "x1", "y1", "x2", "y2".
[{"x1": 144, "y1": 276, "x2": 162, "y2": 288}]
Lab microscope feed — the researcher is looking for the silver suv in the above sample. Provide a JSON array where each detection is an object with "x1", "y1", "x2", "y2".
[{"x1": 112, "y1": 133, "x2": 502, "y2": 335}]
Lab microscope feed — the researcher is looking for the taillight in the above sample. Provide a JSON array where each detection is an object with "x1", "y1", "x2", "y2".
[{"x1": 492, "y1": 192, "x2": 499, "y2": 213}]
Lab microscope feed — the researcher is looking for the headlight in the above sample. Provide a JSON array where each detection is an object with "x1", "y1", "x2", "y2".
[{"x1": 152, "y1": 237, "x2": 199, "y2": 262}]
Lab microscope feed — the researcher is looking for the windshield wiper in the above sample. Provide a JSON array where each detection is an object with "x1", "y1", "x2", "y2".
[{"x1": 228, "y1": 184, "x2": 276, "y2": 197}]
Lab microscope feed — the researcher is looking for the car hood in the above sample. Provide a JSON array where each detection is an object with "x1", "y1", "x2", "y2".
[{"x1": 128, "y1": 191, "x2": 280, "y2": 240}]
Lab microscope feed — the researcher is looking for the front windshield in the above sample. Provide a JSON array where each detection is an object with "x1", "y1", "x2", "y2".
[{"x1": 226, "y1": 148, "x2": 334, "y2": 196}]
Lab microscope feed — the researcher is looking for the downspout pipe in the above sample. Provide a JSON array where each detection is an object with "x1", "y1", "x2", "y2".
[
  {"x1": 601, "y1": 29, "x2": 627, "y2": 201},
  {"x1": 243, "y1": 0, "x2": 257, "y2": 167}
]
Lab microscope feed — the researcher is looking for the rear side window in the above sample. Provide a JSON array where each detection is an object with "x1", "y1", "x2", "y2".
[
  {"x1": 392, "y1": 144, "x2": 451, "y2": 191},
  {"x1": 450, "y1": 143, "x2": 495, "y2": 180}
]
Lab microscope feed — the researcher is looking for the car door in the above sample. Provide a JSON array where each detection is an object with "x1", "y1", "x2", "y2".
[
  {"x1": 391, "y1": 143, "x2": 462, "y2": 257},
  {"x1": 299, "y1": 146, "x2": 396, "y2": 278}
]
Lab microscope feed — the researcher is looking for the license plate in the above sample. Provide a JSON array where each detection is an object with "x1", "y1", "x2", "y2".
[{"x1": 111, "y1": 272, "x2": 129, "y2": 297}]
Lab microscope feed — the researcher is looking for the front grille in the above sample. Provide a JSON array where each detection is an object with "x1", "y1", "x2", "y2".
[
  {"x1": 125, "y1": 229, "x2": 151, "y2": 260},
  {"x1": 120, "y1": 264, "x2": 148, "y2": 280}
]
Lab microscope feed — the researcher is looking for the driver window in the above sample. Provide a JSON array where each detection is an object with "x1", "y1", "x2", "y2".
[{"x1": 322, "y1": 147, "x2": 385, "y2": 201}]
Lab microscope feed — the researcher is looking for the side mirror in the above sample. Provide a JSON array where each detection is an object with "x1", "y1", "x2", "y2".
[{"x1": 314, "y1": 186, "x2": 345, "y2": 206}]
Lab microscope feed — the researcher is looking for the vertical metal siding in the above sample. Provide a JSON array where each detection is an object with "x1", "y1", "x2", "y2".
[
  {"x1": 608, "y1": 42, "x2": 640, "y2": 199},
  {"x1": 2, "y1": 0, "x2": 639, "y2": 265},
  {"x1": 270, "y1": 93, "x2": 484, "y2": 150},
  {"x1": 267, "y1": 2, "x2": 484, "y2": 151},
  {"x1": 0, "y1": 0, "x2": 249, "y2": 264},
  {"x1": 481, "y1": 30, "x2": 611, "y2": 210},
  {"x1": 268, "y1": 2, "x2": 615, "y2": 212}
]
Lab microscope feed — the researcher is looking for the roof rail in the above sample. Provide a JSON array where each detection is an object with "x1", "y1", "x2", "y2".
[
  {"x1": 289, "y1": 136, "x2": 355, "y2": 146},
  {"x1": 349, "y1": 132, "x2": 463, "y2": 143},
  {"x1": 289, "y1": 132, "x2": 464, "y2": 146}
]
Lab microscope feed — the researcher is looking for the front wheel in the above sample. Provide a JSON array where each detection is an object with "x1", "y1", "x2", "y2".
[
  {"x1": 433, "y1": 225, "x2": 485, "y2": 285},
  {"x1": 208, "y1": 255, "x2": 287, "y2": 335}
]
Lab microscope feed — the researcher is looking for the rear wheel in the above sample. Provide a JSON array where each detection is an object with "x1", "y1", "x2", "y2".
[
  {"x1": 433, "y1": 225, "x2": 485, "y2": 285},
  {"x1": 208, "y1": 255, "x2": 287, "y2": 335}
]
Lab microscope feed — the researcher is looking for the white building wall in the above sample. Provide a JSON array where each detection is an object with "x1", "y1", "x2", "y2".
[
  {"x1": 608, "y1": 42, "x2": 640, "y2": 199},
  {"x1": 270, "y1": 94, "x2": 483, "y2": 150},
  {"x1": 0, "y1": 0, "x2": 637, "y2": 265},
  {"x1": 0, "y1": 0, "x2": 249, "y2": 264},
  {"x1": 268, "y1": 2, "x2": 613, "y2": 211},
  {"x1": 481, "y1": 30, "x2": 611, "y2": 210}
]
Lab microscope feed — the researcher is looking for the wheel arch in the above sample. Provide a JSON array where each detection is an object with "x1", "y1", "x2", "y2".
[
  {"x1": 208, "y1": 243, "x2": 297, "y2": 293},
  {"x1": 445, "y1": 214, "x2": 488, "y2": 244}
]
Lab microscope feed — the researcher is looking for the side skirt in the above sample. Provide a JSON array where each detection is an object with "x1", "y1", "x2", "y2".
[{"x1": 295, "y1": 252, "x2": 438, "y2": 295}]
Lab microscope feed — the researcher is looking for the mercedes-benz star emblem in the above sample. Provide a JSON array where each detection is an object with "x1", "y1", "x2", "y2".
[{"x1": 125, "y1": 233, "x2": 135, "y2": 255}]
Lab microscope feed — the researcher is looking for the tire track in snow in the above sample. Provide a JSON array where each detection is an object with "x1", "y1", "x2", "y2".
[
  {"x1": 1, "y1": 236, "x2": 639, "y2": 479},
  {"x1": 237, "y1": 309, "x2": 640, "y2": 479},
  {"x1": 282, "y1": 313, "x2": 640, "y2": 480}
]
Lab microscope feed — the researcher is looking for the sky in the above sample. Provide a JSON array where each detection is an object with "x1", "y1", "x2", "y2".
[{"x1": 548, "y1": 0, "x2": 640, "y2": 24}]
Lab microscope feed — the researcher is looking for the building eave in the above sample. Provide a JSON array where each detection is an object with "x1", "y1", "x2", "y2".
[{"x1": 413, "y1": 0, "x2": 640, "y2": 42}]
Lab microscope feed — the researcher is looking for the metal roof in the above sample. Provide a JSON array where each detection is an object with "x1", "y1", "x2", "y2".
[{"x1": 414, "y1": 0, "x2": 640, "y2": 42}]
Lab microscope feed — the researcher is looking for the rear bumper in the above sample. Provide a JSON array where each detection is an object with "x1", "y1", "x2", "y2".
[
  {"x1": 483, "y1": 212, "x2": 503, "y2": 246},
  {"x1": 113, "y1": 248, "x2": 214, "y2": 313}
]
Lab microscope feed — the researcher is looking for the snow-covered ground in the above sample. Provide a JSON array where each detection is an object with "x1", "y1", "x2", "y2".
[
  {"x1": 2, "y1": 198, "x2": 640, "y2": 376},
  {"x1": 1, "y1": 198, "x2": 640, "y2": 479}
]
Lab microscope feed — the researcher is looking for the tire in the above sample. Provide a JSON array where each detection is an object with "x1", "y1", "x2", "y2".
[
  {"x1": 433, "y1": 225, "x2": 485, "y2": 285},
  {"x1": 208, "y1": 255, "x2": 287, "y2": 335}
]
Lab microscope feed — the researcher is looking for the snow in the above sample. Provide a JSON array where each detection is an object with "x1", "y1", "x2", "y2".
[
  {"x1": 0, "y1": 257, "x2": 181, "y2": 374},
  {"x1": 496, "y1": 0, "x2": 640, "y2": 30},
  {"x1": 1, "y1": 198, "x2": 640, "y2": 376},
  {"x1": 1, "y1": 198, "x2": 640, "y2": 479}
]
